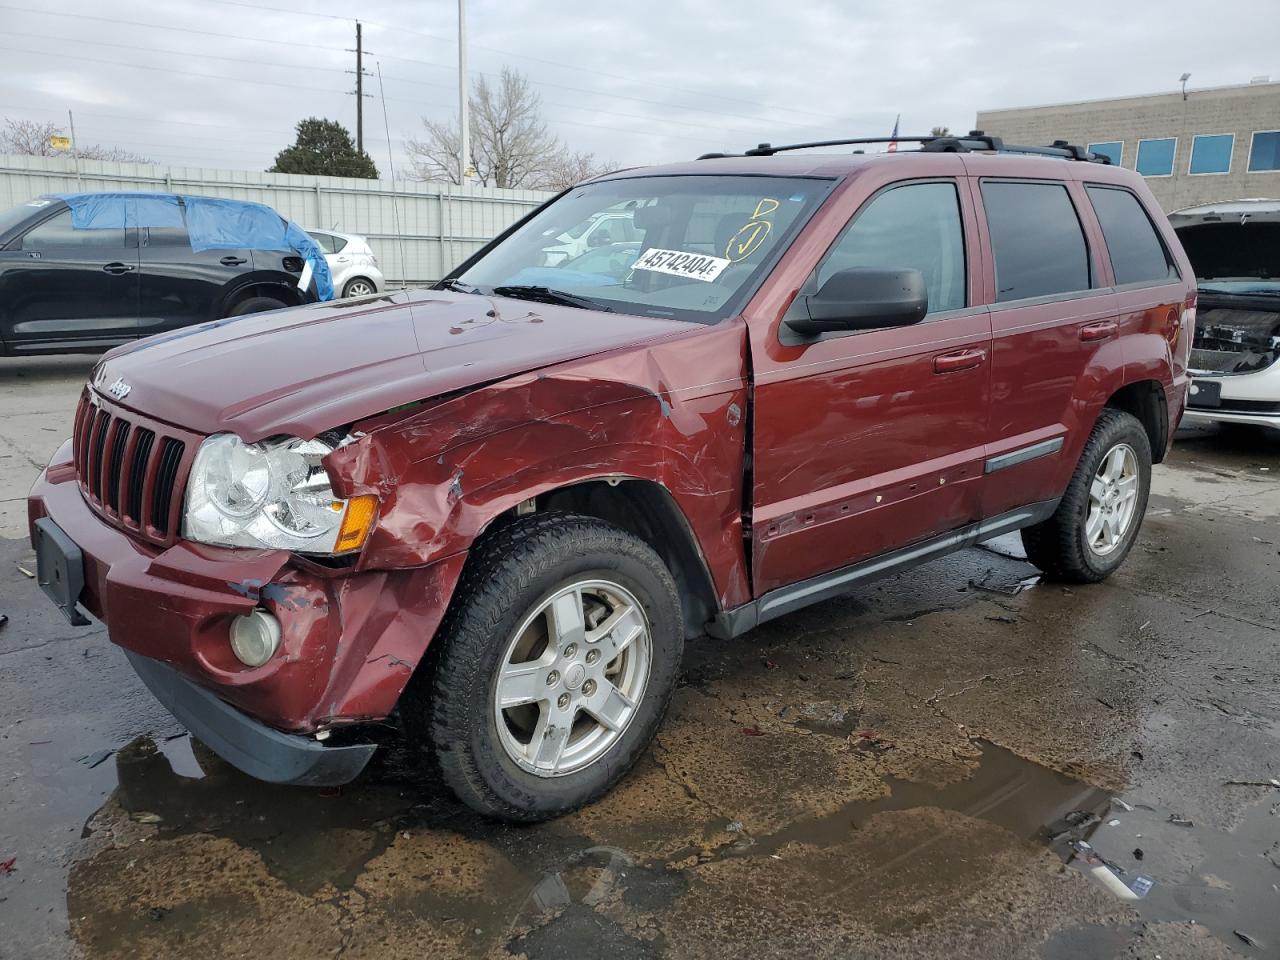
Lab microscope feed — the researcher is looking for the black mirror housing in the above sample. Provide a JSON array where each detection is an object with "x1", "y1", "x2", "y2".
[{"x1": 786, "y1": 266, "x2": 929, "y2": 336}]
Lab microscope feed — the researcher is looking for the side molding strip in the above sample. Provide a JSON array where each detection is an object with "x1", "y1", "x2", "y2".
[
  {"x1": 984, "y1": 437, "x2": 1065, "y2": 474},
  {"x1": 708, "y1": 498, "x2": 1060, "y2": 639}
]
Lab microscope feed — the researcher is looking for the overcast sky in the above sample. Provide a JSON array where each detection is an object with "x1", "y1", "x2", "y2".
[{"x1": 1, "y1": 0, "x2": 1277, "y2": 177}]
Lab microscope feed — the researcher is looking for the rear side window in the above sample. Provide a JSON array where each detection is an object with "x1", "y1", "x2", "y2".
[
  {"x1": 818, "y1": 181, "x2": 966, "y2": 314},
  {"x1": 309, "y1": 232, "x2": 336, "y2": 254},
  {"x1": 1086, "y1": 186, "x2": 1178, "y2": 286},
  {"x1": 981, "y1": 181, "x2": 1091, "y2": 302}
]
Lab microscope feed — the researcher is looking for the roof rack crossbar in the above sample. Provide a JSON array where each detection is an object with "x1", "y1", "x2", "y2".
[{"x1": 698, "y1": 130, "x2": 1112, "y2": 164}]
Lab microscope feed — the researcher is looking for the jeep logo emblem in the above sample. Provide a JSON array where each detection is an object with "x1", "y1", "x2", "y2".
[{"x1": 107, "y1": 377, "x2": 131, "y2": 400}]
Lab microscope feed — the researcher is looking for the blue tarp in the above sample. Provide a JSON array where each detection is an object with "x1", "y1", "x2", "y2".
[{"x1": 55, "y1": 192, "x2": 333, "y2": 301}]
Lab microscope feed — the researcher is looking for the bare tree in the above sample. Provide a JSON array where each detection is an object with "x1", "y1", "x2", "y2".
[
  {"x1": 540, "y1": 150, "x2": 617, "y2": 191},
  {"x1": 1, "y1": 117, "x2": 152, "y2": 163},
  {"x1": 408, "y1": 67, "x2": 602, "y2": 189}
]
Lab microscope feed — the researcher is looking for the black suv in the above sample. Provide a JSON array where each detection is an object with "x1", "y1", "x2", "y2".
[{"x1": 0, "y1": 195, "x2": 315, "y2": 356}]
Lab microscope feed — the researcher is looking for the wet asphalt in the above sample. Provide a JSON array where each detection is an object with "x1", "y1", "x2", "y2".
[{"x1": 1, "y1": 355, "x2": 1279, "y2": 960}]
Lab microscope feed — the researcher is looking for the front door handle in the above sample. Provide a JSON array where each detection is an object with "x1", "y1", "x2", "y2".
[
  {"x1": 933, "y1": 348, "x2": 987, "y2": 373},
  {"x1": 101, "y1": 262, "x2": 135, "y2": 275},
  {"x1": 220, "y1": 256, "x2": 248, "y2": 266},
  {"x1": 1080, "y1": 320, "x2": 1118, "y2": 342}
]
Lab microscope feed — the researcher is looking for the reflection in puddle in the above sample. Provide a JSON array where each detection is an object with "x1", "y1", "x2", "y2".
[{"x1": 66, "y1": 734, "x2": 1272, "y2": 958}]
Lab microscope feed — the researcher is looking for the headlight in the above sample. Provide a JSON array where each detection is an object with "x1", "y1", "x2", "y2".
[{"x1": 183, "y1": 434, "x2": 376, "y2": 554}]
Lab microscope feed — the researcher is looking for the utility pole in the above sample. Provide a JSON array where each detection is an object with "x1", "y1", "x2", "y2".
[
  {"x1": 356, "y1": 21, "x2": 364, "y2": 154},
  {"x1": 458, "y1": 0, "x2": 469, "y2": 184},
  {"x1": 67, "y1": 109, "x2": 82, "y2": 189}
]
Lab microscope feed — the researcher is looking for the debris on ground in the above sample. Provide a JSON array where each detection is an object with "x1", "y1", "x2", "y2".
[
  {"x1": 77, "y1": 749, "x2": 114, "y2": 769},
  {"x1": 0, "y1": 857, "x2": 15, "y2": 875},
  {"x1": 741, "y1": 726, "x2": 765, "y2": 737},
  {"x1": 1223, "y1": 778, "x2": 1280, "y2": 788},
  {"x1": 1234, "y1": 930, "x2": 1262, "y2": 949},
  {"x1": 1168, "y1": 815, "x2": 1194, "y2": 827},
  {"x1": 1111, "y1": 797, "x2": 1135, "y2": 812},
  {"x1": 1133, "y1": 848, "x2": 1144, "y2": 861},
  {"x1": 16, "y1": 565, "x2": 34, "y2": 578},
  {"x1": 0, "y1": 613, "x2": 7, "y2": 630},
  {"x1": 852, "y1": 730, "x2": 894, "y2": 752},
  {"x1": 984, "y1": 615, "x2": 1018, "y2": 624},
  {"x1": 146, "y1": 906, "x2": 170, "y2": 922},
  {"x1": 1070, "y1": 841, "x2": 1153, "y2": 901}
]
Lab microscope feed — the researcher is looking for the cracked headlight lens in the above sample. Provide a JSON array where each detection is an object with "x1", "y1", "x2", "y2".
[{"x1": 183, "y1": 433, "x2": 367, "y2": 553}]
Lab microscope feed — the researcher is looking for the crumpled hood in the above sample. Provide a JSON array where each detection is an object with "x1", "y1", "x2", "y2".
[{"x1": 92, "y1": 289, "x2": 694, "y2": 441}]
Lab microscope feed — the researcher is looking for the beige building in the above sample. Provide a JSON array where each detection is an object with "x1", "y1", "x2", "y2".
[{"x1": 975, "y1": 80, "x2": 1280, "y2": 211}]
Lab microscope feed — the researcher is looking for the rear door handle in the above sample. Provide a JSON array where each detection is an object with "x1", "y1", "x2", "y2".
[
  {"x1": 101, "y1": 262, "x2": 135, "y2": 275},
  {"x1": 933, "y1": 348, "x2": 987, "y2": 373},
  {"x1": 1079, "y1": 320, "x2": 1118, "y2": 342},
  {"x1": 220, "y1": 256, "x2": 247, "y2": 266}
]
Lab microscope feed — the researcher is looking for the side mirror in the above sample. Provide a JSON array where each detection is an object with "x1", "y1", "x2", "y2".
[{"x1": 786, "y1": 267, "x2": 928, "y2": 336}]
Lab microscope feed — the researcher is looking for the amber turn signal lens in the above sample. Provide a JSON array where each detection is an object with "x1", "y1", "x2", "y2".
[{"x1": 335, "y1": 495, "x2": 378, "y2": 552}]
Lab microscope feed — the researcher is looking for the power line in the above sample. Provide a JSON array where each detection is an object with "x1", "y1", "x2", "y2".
[
  {"x1": 2, "y1": 3, "x2": 856, "y2": 132},
  {"x1": 189, "y1": 0, "x2": 864, "y2": 126}
]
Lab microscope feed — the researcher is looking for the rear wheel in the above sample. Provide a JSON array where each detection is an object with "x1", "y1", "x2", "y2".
[
  {"x1": 229, "y1": 295, "x2": 287, "y2": 316},
  {"x1": 342, "y1": 277, "x2": 376, "y2": 298},
  {"x1": 1020, "y1": 409, "x2": 1152, "y2": 582},
  {"x1": 404, "y1": 512, "x2": 683, "y2": 821}
]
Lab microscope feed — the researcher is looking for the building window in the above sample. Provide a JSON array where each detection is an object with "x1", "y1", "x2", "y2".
[
  {"x1": 1248, "y1": 131, "x2": 1280, "y2": 172},
  {"x1": 1135, "y1": 138, "x2": 1177, "y2": 177},
  {"x1": 1087, "y1": 141, "x2": 1123, "y2": 166},
  {"x1": 1188, "y1": 134, "x2": 1234, "y2": 175}
]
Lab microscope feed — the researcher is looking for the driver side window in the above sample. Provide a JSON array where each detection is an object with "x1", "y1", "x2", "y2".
[{"x1": 817, "y1": 181, "x2": 966, "y2": 316}]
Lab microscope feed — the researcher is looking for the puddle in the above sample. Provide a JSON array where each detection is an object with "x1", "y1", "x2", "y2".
[{"x1": 62, "y1": 736, "x2": 1279, "y2": 957}]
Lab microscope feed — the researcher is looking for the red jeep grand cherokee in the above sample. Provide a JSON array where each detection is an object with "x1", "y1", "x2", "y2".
[{"x1": 29, "y1": 133, "x2": 1195, "y2": 820}]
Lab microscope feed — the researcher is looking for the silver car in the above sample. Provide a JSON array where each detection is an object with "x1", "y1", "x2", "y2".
[{"x1": 307, "y1": 229, "x2": 385, "y2": 299}]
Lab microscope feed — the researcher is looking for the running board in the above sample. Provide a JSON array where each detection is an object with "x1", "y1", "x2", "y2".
[{"x1": 707, "y1": 499, "x2": 1059, "y2": 639}]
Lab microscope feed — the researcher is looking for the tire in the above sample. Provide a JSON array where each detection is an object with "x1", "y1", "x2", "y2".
[
  {"x1": 229, "y1": 295, "x2": 288, "y2": 317},
  {"x1": 1020, "y1": 409, "x2": 1153, "y2": 583},
  {"x1": 403, "y1": 512, "x2": 684, "y2": 821},
  {"x1": 342, "y1": 277, "x2": 377, "y2": 298}
]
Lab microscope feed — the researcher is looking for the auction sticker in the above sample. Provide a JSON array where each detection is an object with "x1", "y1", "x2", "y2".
[{"x1": 631, "y1": 248, "x2": 730, "y2": 283}]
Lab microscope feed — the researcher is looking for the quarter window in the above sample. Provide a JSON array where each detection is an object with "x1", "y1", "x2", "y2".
[
  {"x1": 980, "y1": 181, "x2": 1091, "y2": 302},
  {"x1": 1086, "y1": 186, "x2": 1177, "y2": 286},
  {"x1": 309, "y1": 232, "x2": 336, "y2": 254},
  {"x1": 1248, "y1": 131, "x2": 1280, "y2": 172},
  {"x1": 20, "y1": 209, "x2": 124, "y2": 249},
  {"x1": 1135, "y1": 138, "x2": 1177, "y2": 177},
  {"x1": 1087, "y1": 141, "x2": 1123, "y2": 166},
  {"x1": 817, "y1": 181, "x2": 966, "y2": 315},
  {"x1": 1189, "y1": 134, "x2": 1233, "y2": 175}
]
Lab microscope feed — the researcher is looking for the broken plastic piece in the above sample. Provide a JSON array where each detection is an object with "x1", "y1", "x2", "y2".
[
  {"x1": 1168, "y1": 814, "x2": 1194, "y2": 827},
  {"x1": 1070, "y1": 841, "x2": 1153, "y2": 901}
]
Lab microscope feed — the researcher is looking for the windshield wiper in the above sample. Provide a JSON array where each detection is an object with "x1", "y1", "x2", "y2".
[
  {"x1": 439, "y1": 278, "x2": 480, "y2": 294},
  {"x1": 491, "y1": 285, "x2": 614, "y2": 312}
]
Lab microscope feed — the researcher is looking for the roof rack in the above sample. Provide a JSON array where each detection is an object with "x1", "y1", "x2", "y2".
[{"x1": 696, "y1": 131, "x2": 1113, "y2": 164}]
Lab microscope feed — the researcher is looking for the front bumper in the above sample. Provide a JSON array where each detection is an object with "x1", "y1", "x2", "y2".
[
  {"x1": 127, "y1": 651, "x2": 376, "y2": 785},
  {"x1": 28, "y1": 439, "x2": 467, "y2": 737},
  {"x1": 1185, "y1": 367, "x2": 1280, "y2": 428}
]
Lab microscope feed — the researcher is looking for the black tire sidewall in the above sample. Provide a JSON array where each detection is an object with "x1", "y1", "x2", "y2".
[
  {"x1": 432, "y1": 522, "x2": 682, "y2": 818},
  {"x1": 229, "y1": 296, "x2": 287, "y2": 316}
]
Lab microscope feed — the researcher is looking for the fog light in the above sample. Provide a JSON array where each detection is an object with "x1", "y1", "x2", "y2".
[{"x1": 230, "y1": 609, "x2": 282, "y2": 667}]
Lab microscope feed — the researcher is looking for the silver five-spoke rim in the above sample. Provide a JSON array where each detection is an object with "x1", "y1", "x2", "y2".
[
  {"x1": 345, "y1": 280, "x2": 374, "y2": 297},
  {"x1": 493, "y1": 579, "x2": 651, "y2": 777},
  {"x1": 1086, "y1": 442, "x2": 1139, "y2": 556}
]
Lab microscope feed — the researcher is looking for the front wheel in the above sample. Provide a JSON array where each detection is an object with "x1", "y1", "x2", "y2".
[
  {"x1": 1020, "y1": 409, "x2": 1153, "y2": 582},
  {"x1": 342, "y1": 277, "x2": 377, "y2": 298},
  {"x1": 404, "y1": 512, "x2": 683, "y2": 821}
]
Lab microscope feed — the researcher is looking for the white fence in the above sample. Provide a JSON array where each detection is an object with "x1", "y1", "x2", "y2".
[{"x1": 0, "y1": 155, "x2": 552, "y2": 285}]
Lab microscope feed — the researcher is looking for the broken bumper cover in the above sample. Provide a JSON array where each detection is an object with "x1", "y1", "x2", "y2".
[
  {"x1": 126, "y1": 650, "x2": 376, "y2": 786},
  {"x1": 27, "y1": 439, "x2": 468, "y2": 733}
]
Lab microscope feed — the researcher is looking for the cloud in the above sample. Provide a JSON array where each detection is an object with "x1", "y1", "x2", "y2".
[{"x1": 0, "y1": 0, "x2": 1275, "y2": 173}]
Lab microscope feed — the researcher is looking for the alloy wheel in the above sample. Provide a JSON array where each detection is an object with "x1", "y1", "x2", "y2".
[
  {"x1": 1085, "y1": 442, "x2": 1140, "y2": 556},
  {"x1": 492, "y1": 579, "x2": 651, "y2": 777}
]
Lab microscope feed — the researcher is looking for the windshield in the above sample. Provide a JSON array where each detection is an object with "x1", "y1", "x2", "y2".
[
  {"x1": 456, "y1": 175, "x2": 836, "y2": 323},
  {"x1": 0, "y1": 198, "x2": 55, "y2": 241}
]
